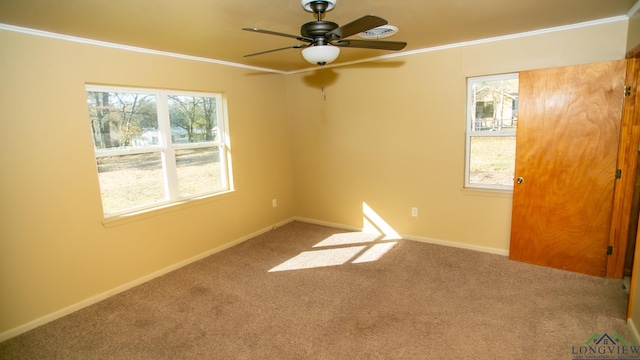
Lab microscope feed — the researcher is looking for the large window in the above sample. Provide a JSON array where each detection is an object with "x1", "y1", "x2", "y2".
[
  {"x1": 465, "y1": 74, "x2": 519, "y2": 190},
  {"x1": 86, "y1": 86, "x2": 232, "y2": 217}
]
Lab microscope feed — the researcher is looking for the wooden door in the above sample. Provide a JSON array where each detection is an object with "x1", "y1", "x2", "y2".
[{"x1": 509, "y1": 60, "x2": 626, "y2": 276}]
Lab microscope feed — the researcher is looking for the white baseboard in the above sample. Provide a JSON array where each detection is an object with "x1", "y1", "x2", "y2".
[
  {"x1": 629, "y1": 318, "x2": 640, "y2": 344},
  {"x1": 403, "y1": 234, "x2": 509, "y2": 256},
  {"x1": 293, "y1": 217, "x2": 510, "y2": 256},
  {"x1": 2, "y1": 216, "x2": 507, "y2": 342},
  {"x1": 293, "y1": 217, "x2": 363, "y2": 232},
  {"x1": 0, "y1": 217, "x2": 295, "y2": 343}
]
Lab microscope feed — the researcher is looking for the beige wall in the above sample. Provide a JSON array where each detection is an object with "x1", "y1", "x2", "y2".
[
  {"x1": 288, "y1": 20, "x2": 628, "y2": 251},
  {"x1": 0, "y1": 17, "x2": 632, "y2": 339},
  {"x1": 0, "y1": 30, "x2": 294, "y2": 336},
  {"x1": 628, "y1": 6, "x2": 640, "y2": 53}
]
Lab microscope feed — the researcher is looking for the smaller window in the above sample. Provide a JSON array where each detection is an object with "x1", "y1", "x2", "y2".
[{"x1": 465, "y1": 74, "x2": 519, "y2": 190}]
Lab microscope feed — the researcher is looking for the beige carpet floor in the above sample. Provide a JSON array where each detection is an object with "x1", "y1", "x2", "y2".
[{"x1": 0, "y1": 221, "x2": 633, "y2": 359}]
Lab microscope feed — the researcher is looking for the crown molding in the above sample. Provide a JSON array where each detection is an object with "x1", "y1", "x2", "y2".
[
  {"x1": 628, "y1": 0, "x2": 640, "y2": 18},
  {"x1": 0, "y1": 14, "x2": 629, "y2": 75},
  {"x1": 0, "y1": 23, "x2": 287, "y2": 74}
]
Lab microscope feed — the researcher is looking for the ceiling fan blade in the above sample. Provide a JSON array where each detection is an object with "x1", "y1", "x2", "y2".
[
  {"x1": 333, "y1": 39, "x2": 407, "y2": 51},
  {"x1": 244, "y1": 44, "x2": 308, "y2": 57},
  {"x1": 242, "y1": 28, "x2": 313, "y2": 43},
  {"x1": 327, "y1": 15, "x2": 388, "y2": 40}
]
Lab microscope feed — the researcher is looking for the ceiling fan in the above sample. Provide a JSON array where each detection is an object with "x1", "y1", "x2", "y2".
[{"x1": 243, "y1": 0, "x2": 407, "y2": 66}]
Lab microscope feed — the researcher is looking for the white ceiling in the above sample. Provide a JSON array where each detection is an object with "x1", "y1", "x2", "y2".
[{"x1": 0, "y1": 0, "x2": 637, "y2": 72}]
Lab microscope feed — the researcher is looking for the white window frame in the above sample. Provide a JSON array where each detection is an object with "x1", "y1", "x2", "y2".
[
  {"x1": 464, "y1": 73, "x2": 518, "y2": 191},
  {"x1": 86, "y1": 85, "x2": 233, "y2": 217}
]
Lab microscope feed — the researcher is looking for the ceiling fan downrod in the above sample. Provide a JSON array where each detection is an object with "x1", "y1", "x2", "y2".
[{"x1": 307, "y1": 1, "x2": 329, "y2": 21}]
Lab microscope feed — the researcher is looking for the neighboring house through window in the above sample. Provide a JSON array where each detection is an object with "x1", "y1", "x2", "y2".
[
  {"x1": 465, "y1": 74, "x2": 519, "y2": 190},
  {"x1": 85, "y1": 85, "x2": 232, "y2": 217}
]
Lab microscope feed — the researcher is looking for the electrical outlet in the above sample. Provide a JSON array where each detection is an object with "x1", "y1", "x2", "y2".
[
  {"x1": 272, "y1": 199, "x2": 278, "y2": 208},
  {"x1": 411, "y1": 207, "x2": 418, "y2": 217}
]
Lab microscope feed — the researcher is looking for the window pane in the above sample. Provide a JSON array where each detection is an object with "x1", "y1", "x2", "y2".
[
  {"x1": 469, "y1": 136, "x2": 515, "y2": 186},
  {"x1": 168, "y1": 96, "x2": 218, "y2": 143},
  {"x1": 86, "y1": 91, "x2": 159, "y2": 150},
  {"x1": 96, "y1": 153, "x2": 166, "y2": 214},
  {"x1": 87, "y1": 86, "x2": 232, "y2": 217},
  {"x1": 176, "y1": 147, "x2": 224, "y2": 197},
  {"x1": 470, "y1": 77, "x2": 518, "y2": 133}
]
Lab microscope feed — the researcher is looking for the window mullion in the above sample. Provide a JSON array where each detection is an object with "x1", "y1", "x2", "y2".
[
  {"x1": 95, "y1": 147, "x2": 162, "y2": 157},
  {"x1": 468, "y1": 131, "x2": 516, "y2": 137},
  {"x1": 157, "y1": 91, "x2": 179, "y2": 201},
  {"x1": 212, "y1": 96, "x2": 224, "y2": 190}
]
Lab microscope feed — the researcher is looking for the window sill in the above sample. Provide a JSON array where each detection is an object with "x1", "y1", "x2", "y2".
[
  {"x1": 101, "y1": 190, "x2": 236, "y2": 228},
  {"x1": 461, "y1": 187, "x2": 513, "y2": 199}
]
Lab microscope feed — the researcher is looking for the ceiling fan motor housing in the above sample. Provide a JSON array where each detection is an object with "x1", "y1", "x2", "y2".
[{"x1": 301, "y1": 21, "x2": 339, "y2": 43}]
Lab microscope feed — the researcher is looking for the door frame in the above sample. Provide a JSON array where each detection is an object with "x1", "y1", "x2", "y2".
[
  {"x1": 623, "y1": 45, "x2": 640, "y2": 320},
  {"x1": 608, "y1": 56, "x2": 640, "y2": 279}
]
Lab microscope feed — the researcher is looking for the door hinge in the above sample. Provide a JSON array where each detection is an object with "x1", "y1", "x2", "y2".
[
  {"x1": 625, "y1": 86, "x2": 632, "y2": 97},
  {"x1": 607, "y1": 246, "x2": 613, "y2": 255},
  {"x1": 616, "y1": 169, "x2": 622, "y2": 179}
]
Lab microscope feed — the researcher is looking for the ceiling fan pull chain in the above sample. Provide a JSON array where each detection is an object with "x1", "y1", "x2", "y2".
[{"x1": 321, "y1": 69, "x2": 327, "y2": 101}]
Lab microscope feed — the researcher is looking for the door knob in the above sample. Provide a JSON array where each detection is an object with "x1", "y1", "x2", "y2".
[{"x1": 516, "y1": 177, "x2": 524, "y2": 184}]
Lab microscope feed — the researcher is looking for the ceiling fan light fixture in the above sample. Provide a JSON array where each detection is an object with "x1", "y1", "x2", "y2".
[{"x1": 301, "y1": 45, "x2": 340, "y2": 65}]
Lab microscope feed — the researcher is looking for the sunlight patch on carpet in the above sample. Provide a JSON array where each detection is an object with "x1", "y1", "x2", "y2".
[
  {"x1": 352, "y1": 242, "x2": 397, "y2": 264},
  {"x1": 313, "y1": 232, "x2": 380, "y2": 247},
  {"x1": 268, "y1": 203, "x2": 400, "y2": 272},
  {"x1": 269, "y1": 246, "x2": 368, "y2": 272}
]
